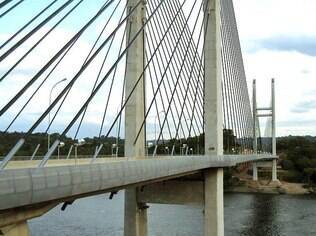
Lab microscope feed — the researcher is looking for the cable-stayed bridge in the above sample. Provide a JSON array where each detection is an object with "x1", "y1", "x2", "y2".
[{"x1": 0, "y1": 0, "x2": 277, "y2": 235}]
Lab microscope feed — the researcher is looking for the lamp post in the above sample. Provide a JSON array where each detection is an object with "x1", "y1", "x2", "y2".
[
  {"x1": 165, "y1": 146, "x2": 169, "y2": 155},
  {"x1": 57, "y1": 142, "x2": 65, "y2": 160},
  {"x1": 147, "y1": 142, "x2": 153, "y2": 156},
  {"x1": 47, "y1": 78, "x2": 67, "y2": 151},
  {"x1": 74, "y1": 139, "x2": 86, "y2": 165},
  {"x1": 181, "y1": 143, "x2": 187, "y2": 155},
  {"x1": 112, "y1": 143, "x2": 118, "y2": 157}
]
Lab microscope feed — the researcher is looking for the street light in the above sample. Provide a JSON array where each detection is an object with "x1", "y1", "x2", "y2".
[
  {"x1": 112, "y1": 143, "x2": 118, "y2": 157},
  {"x1": 57, "y1": 142, "x2": 65, "y2": 160},
  {"x1": 181, "y1": 143, "x2": 187, "y2": 155},
  {"x1": 147, "y1": 142, "x2": 154, "y2": 156},
  {"x1": 47, "y1": 78, "x2": 67, "y2": 151},
  {"x1": 74, "y1": 139, "x2": 86, "y2": 165},
  {"x1": 165, "y1": 146, "x2": 169, "y2": 155}
]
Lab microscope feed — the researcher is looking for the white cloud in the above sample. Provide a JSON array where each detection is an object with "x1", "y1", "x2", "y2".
[
  {"x1": 2, "y1": 0, "x2": 316, "y2": 139},
  {"x1": 233, "y1": 0, "x2": 316, "y2": 41},
  {"x1": 233, "y1": 0, "x2": 316, "y2": 136}
]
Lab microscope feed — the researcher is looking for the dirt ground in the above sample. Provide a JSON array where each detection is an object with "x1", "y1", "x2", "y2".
[{"x1": 227, "y1": 170, "x2": 313, "y2": 195}]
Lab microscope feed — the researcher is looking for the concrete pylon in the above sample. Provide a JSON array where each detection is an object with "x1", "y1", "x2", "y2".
[
  {"x1": 252, "y1": 162, "x2": 258, "y2": 181},
  {"x1": 204, "y1": 0, "x2": 224, "y2": 235},
  {"x1": 252, "y1": 79, "x2": 278, "y2": 182},
  {"x1": 252, "y1": 80, "x2": 258, "y2": 181},
  {"x1": 124, "y1": 0, "x2": 147, "y2": 236},
  {"x1": 1, "y1": 221, "x2": 30, "y2": 236},
  {"x1": 271, "y1": 79, "x2": 278, "y2": 182}
]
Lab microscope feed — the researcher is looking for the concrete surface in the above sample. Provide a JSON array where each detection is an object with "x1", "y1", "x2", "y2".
[{"x1": 0, "y1": 154, "x2": 276, "y2": 212}]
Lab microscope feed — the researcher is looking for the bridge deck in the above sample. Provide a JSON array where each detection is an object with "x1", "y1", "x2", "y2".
[
  {"x1": 0, "y1": 155, "x2": 276, "y2": 212},
  {"x1": 4, "y1": 158, "x2": 127, "y2": 169}
]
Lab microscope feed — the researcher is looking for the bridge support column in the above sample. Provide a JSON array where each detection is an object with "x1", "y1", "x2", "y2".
[
  {"x1": 1, "y1": 221, "x2": 30, "y2": 236},
  {"x1": 252, "y1": 80, "x2": 259, "y2": 181},
  {"x1": 252, "y1": 79, "x2": 278, "y2": 182},
  {"x1": 271, "y1": 79, "x2": 278, "y2": 182},
  {"x1": 124, "y1": 188, "x2": 148, "y2": 236},
  {"x1": 124, "y1": 0, "x2": 147, "y2": 235},
  {"x1": 272, "y1": 160, "x2": 277, "y2": 182},
  {"x1": 252, "y1": 162, "x2": 258, "y2": 181},
  {"x1": 204, "y1": 0, "x2": 224, "y2": 235},
  {"x1": 204, "y1": 169, "x2": 224, "y2": 236}
]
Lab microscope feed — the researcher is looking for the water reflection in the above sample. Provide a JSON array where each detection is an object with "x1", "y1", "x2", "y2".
[
  {"x1": 29, "y1": 193, "x2": 316, "y2": 236},
  {"x1": 241, "y1": 194, "x2": 281, "y2": 236}
]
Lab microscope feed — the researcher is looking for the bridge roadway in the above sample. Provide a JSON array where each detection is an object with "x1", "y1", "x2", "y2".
[{"x1": 0, "y1": 155, "x2": 276, "y2": 213}]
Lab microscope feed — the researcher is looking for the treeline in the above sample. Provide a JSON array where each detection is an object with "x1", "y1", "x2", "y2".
[
  {"x1": 0, "y1": 132, "x2": 205, "y2": 157},
  {"x1": 0, "y1": 129, "x2": 237, "y2": 157},
  {"x1": 0, "y1": 132, "x2": 124, "y2": 157},
  {"x1": 1, "y1": 132, "x2": 315, "y2": 184},
  {"x1": 278, "y1": 136, "x2": 316, "y2": 184}
]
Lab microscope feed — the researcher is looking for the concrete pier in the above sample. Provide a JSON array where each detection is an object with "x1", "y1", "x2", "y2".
[
  {"x1": 124, "y1": 0, "x2": 147, "y2": 235},
  {"x1": 1, "y1": 221, "x2": 30, "y2": 236},
  {"x1": 252, "y1": 79, "x2": 278, "y2": 182},
  {"x1": 271, "y1": 79, "x2": 278, "y2": 182},
  {"x1": 124, "y1": 188, "x2": 147, "y2": 236},
  {"x1": 252, "y1": 80, "x2": 258, "y2": 181},
  {"x1": 252, "y1": 162, "x2": 258, "y2": 181},
  {"x1": 204, "y1": 0, "x2": 224, "y2": 235},
  {"x1": 204, "y1": 169, "x2": 224, "y2": 236}
]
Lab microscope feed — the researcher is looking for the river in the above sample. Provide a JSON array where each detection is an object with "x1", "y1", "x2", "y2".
[{"x1": 29, "y1": 193, "x2": 316, "y2": 236}]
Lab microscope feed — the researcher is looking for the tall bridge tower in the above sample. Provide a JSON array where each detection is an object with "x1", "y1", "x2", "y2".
[
  {"x1": 124, "y1": 0, "x2": 147, "y2": 235},
  {"x1": 124, "y1": 0, "x2": 224, "y2": 235}
]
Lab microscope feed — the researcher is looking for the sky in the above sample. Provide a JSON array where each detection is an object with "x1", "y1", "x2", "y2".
[
  {"x1": 0, "y1": 0, "x2": 128, "y2": 138},
  {"x1": 0, "y1": 0, "x2": 316, "y2": 138},
  {"x1": 233, "y1": 0, "x2": 316, "y2": 136}
]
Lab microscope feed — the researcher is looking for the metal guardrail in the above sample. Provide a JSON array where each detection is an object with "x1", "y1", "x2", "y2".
[{"x1": 0, "y1": 155, "x2": 116, "y2": 161}]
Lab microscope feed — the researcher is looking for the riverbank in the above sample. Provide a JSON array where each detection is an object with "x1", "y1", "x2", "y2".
[{"x1": 225, "y1": 176, "x2": 316, "y2": 195}]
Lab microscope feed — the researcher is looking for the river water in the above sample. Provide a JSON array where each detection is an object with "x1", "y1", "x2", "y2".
[{"x1": 29, "y1": 193, "x2": 316, "y2": 236}]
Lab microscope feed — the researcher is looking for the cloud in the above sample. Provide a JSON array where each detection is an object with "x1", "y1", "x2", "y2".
[
  {"x1": 278, "y1": 119, "x2": 316, "y2": 128},
  {"x1": 232, "y1": 0, "x2": 316, "y2": 136},
  {"x1": 250, "y1": 36, "x2": 316, "y2": 56},
  {"x1": 233, "y1": 0, "x2": 316, "y2": 41},
  {"x1": 292, "y1": 99, "x2": 316, "y2": 113}
]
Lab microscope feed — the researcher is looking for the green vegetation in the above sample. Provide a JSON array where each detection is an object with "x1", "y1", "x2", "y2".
[
  {"x1": 0, "y1": 132, "x2": 124, "y2": 158},
  {"x1": 0, "y1": 129, "x2": 237, "y2": 158},
  {"x1": 278, "y1": 136, "x2": 316, "y2": 185}
]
